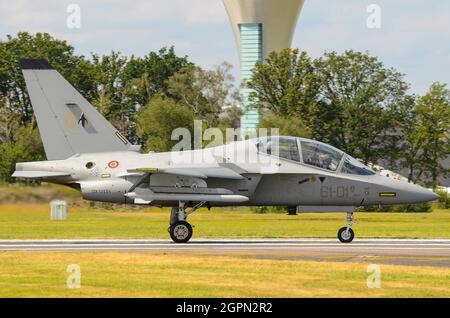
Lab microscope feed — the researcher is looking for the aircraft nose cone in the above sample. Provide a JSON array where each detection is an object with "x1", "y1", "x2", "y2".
[
  {"x1": 425, "y1": 189, "x2": 440, "y2": 202},
  {"x1": 379, "y1": 177, "x2": 440, "y2": 204},
  {"x1": 404, "y1": 184, "x2": 439, "y2": 204}
]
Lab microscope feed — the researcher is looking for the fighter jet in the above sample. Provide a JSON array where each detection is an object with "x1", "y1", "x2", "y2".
[{"x1": 12, "y1": 59, "x2": 438, "y2": 243}]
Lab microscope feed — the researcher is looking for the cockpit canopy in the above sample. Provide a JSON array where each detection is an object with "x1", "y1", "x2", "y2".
[{"x1": 254, "y1": 136, "x2": 376, "y2": 175}]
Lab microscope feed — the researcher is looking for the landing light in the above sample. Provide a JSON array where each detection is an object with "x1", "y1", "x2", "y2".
[
  {"x1": 379, "y1": 192, "x2": 397, "y2": 197},
  {"x1": 135, "y1": 168, "x2": 159, "y2": 172}
]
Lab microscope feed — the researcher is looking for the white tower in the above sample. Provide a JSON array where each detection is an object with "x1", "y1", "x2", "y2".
[{"x1": 223, "y1": 0, "x2": 305, "y2": 135}]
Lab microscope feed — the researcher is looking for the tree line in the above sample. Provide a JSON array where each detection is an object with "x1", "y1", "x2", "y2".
[{"x1": 0, "y1": 33, "x2": 449, "y2": 187}]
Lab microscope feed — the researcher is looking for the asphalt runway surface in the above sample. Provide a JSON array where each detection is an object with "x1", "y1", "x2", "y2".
[{"x1": 1, "y1": 239, "x2": 450, "y2": 267}]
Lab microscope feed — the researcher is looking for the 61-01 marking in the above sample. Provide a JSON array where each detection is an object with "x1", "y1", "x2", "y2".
[{"x1": 320, "y1": 185, "x2": 356, "y2": 199}]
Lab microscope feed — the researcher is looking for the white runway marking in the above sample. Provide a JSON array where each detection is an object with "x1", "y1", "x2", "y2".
[
  {"x1": 1, "y1": 239, "x2": 448, "y2": 267},
  {"x1": 1, "y1": 239, "x2": 450, "y2": 267},
  {"x1": 1, "y1": 239, "x2": 450, "y2": 250}
]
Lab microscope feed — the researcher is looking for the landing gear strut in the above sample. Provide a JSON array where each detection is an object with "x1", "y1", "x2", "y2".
[
  {"x1": 337, "y1": 212, "x2": 355, "y2": 243},
  {"x1": 169, "y1": 201, "x2": 205, "y2": 243}
]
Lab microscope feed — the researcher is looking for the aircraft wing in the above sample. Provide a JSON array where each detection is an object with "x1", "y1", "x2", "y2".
[
  {"x1": 12, "y1": 171, "x2": 71, "y2": 179},
  {"x1": 126, "y1": 165, "x2": 245, "y2": 180},
  {"x1": 122, "y1": 164, "x2": 247, "y2": 202}
]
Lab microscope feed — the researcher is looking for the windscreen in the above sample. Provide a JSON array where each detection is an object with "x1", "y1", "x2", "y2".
[{"x1": 341, "y1": 155, "x2": 376, "y2": 175}]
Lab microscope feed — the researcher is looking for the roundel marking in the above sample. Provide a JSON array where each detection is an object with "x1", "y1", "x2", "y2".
[
  {"x1": 108, "y1": 160, "x2": 120, "y2": 169},
  {"x1": 63, "y1": 111, "x2": 78, "y2": 129}
]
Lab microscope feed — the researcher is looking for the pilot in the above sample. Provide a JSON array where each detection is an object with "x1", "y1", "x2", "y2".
[
  {"x1": 322, "y1": 156, "x2": 333, "y2": 170},
  {"x1": 310, "y1": 152, "x2": 320, "y2": 167}
]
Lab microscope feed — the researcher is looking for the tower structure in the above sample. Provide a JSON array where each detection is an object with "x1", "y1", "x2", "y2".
[{"x1": 223, "y1": 0, "x2": 305, "y2": 135}]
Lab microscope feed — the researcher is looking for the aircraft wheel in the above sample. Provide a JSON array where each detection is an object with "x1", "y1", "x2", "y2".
[
  {"x1": 169, "y1": 221, "x2": 193, "y2": 243},
  {"x1": 338, "y1": 227, "x2": 354, "y2": 243}
]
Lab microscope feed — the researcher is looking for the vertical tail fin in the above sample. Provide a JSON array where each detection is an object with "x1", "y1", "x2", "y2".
[{"x1": 20, "y1": 59, "x2": 137, "y2": 160}]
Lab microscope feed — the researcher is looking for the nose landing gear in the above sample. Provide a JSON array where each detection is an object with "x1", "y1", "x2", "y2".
[{"x1": 338, "y1": 212, "x2": 355, "y2": 243}]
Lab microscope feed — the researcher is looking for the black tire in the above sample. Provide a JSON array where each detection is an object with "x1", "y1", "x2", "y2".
[
  {"x1": 338, "y1": 227, "x2": 354, "y2": 243},
  {"x1": 169, "y1": 221, "x2": 193, "y2": 243}
]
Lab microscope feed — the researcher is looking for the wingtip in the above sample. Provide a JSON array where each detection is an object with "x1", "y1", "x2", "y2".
[{"x1": 19, "y1": 59, "x2": 53, "y2": 70}]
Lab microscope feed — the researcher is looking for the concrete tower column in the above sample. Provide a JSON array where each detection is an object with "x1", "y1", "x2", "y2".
[{"x1": 223, "y1": 0, "x2": 305, "y2": 136}]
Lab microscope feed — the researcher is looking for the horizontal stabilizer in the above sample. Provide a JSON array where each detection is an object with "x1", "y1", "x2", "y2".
[{"x1": 12, "y1": 171, "x2": 71, "y2": 179}]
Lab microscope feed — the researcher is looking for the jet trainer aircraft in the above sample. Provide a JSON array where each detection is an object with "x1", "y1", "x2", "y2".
[{"x1": 12, "y1": 59, "x2": 438, "y2": 243}]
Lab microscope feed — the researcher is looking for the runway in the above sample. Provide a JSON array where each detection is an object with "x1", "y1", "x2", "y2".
[{"x1": 1, "y1": 238, "x2": 450, "y2": 267}]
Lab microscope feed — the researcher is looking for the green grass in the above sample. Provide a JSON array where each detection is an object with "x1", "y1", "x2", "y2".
[
  {"x1": 1, "y1": 202, "x2": 449, "y2": 297},
  {"x1": 1, "y1": 190, "x2": 448, "y2": 298},
  {"x1": 0, "y1": 252, "x2": 449, "y2": 297},
  {"x1": 0, "y1": 183, "x2": 80, "y2": 204},
  {"x1": 0, "y1": 203, "x2": 449, "y2": 239}
]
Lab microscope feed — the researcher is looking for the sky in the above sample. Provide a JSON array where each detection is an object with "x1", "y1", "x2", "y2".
[{"x1": 0, "y1": 0, "x2": 449, "y2": 95}]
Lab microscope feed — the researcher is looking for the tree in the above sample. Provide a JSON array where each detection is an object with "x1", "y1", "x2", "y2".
[
  {"x1": 136, "y1": 95, "x2": 194, "y2": 152},
  {"x1": 90, "y1": 48, "x2": 192, "y2": 142},
  {"x1": 218, "y1": 105, "x2": 242, "y2": 132},
  {"x1": 0, "y1": 96, "x2": 45, "y2": 183},
  {"x1": 398, "y1": 95, "x2": 425, "y2": 182},
  {"x1": 0, "y1": 32, "x2": 96, "y2": 123},
  {"x1": 311, "y1": 51, "x2": 409, "y2": 164},
  {"x1": 91, "y1": 52, "x2": 130, "y2": 131},
  {"x1": 113, "y1": 47, "x2": 192, "y2": 109},
  {"x1": 143, "y1": 47, "x2": 192, "y2": 98},
  {"x1": 413, "y1": 83, "x2": 450, "y2": 186},
  {"x1": 0, "y1": 97, "x2": 20, "y2": 144},
  {"x1": 258, "y1": 113, "x2": 311, "y2": 138},
  {"x1": 167, "y1": 62, "x2": 240, "y2": 127},
  {"x1": 247, "y1": 48, "x2": 320, "y2": 117},
  {"x1": 0, "y1": 126, "x2": 44, "y2": 182}
]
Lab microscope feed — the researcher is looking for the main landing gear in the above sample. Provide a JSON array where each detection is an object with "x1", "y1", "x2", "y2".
[
  {"x1": 169, "y1": 201, "x2": 205, "y2": 243},
  {"x1": 337, "y1": 212, "x2": 355, "y2": 243}
]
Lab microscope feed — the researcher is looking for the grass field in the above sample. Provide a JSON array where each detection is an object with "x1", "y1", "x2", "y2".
[
  {"x1": 0, "y1": 252, "x2": 449, "y2": 298},
  {"x1": 1, "y1": 200, "x2": 449, "y2": 298},
  {"x1": 0, "y1": 203, "x2": 449, "y2": 239}
]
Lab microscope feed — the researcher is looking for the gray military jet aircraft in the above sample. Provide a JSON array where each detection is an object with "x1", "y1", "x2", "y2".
[{"x1": 12, "y1": 59, "x2": 438, "y2": 243}]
